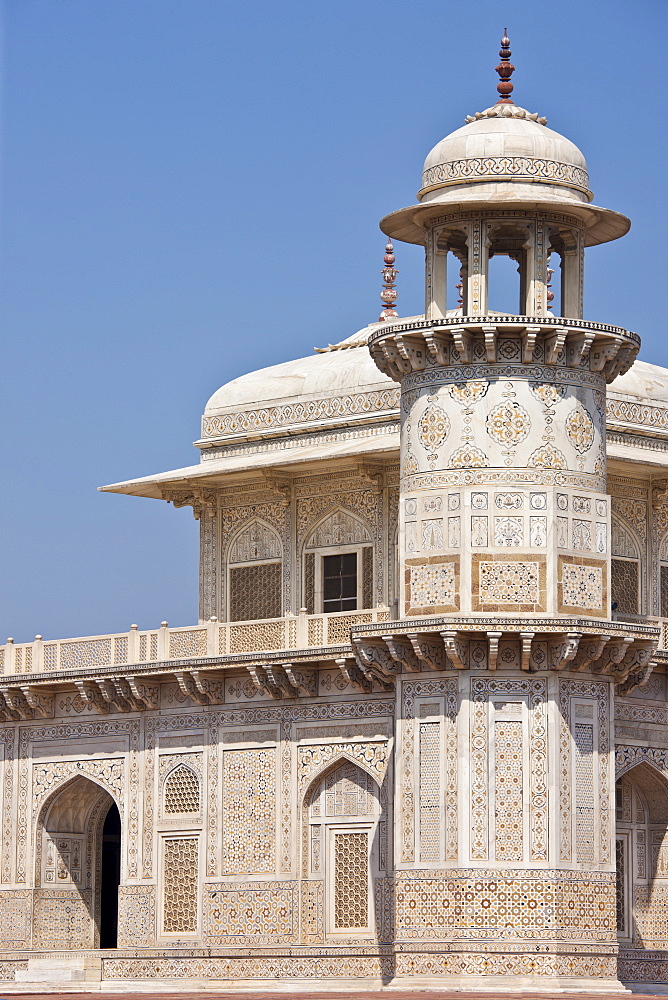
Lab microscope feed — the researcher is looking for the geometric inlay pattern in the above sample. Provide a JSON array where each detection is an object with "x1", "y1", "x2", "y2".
[
  {"x1": 561, "y1": 564, "x2": 603, "y2": 609},
  {"x1": 333, "y1": 831, "x2": 368, "y2": 930},
  {"x1": 410, "y1": 563, "x2": 455, "y2": 607},
  {"x1": 479, "y1": 561, "x2": 539, "y2": 603},
  {"x1": 163, "y1": 837, "x2": 198, "y2": 933},
  {"x1": 222, "y1": 749, "x2": 275, "y2": 874}
]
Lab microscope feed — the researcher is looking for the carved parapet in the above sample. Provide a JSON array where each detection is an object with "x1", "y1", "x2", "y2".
[{"x1": 368, "y1": 316, "x2": 639, "y2": 383}]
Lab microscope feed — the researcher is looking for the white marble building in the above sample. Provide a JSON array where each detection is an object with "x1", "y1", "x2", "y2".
[{"x1": 3, "y1": 35, "x2": 668, "y2": 991}]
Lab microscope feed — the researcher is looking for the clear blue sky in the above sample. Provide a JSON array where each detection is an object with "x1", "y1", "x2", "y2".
[{"x1": 1, "y1": 0, "x2": 666, "y2": 643}]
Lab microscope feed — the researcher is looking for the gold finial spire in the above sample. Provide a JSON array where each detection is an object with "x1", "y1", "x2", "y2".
[
  {"x1": 378, "y1": 240, "x2": 399, "y2": 322},
  {"x1": 495, "y1": 28, "x2": 515, "y2": 104}
]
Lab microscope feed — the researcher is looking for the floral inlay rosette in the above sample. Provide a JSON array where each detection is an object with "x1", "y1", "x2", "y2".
[
  {"x1": 486, "y1": 401, "x2": 531, "y2": 447},
  {"x1": 417, "y1": 403, "x2": 450, "y2": 451},
  {"x1": 566, "y1": 405, "x2": 596, "y2": 454}
]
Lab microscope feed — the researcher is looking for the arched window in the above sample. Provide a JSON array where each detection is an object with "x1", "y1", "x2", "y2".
[
  {"x1": 306, "y1": 760, "x2": 384, "y2": 937},
  {"x1": 227, "y1": 519, "x2": 282, "y2": 621},
  {"x1": 303, "y1": 509, "x2": 373, "y2": 614},
  {"x1": 163, "y1": 764, "x2": 201, "y2": 815},
  {"x1": 611, "y1": 517, "x2": 641, "y2": 615}
]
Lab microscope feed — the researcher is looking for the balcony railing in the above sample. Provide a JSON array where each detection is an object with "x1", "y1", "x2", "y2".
[{"x1": 0, "y1": 608, "x2": 392, "y2": 677}]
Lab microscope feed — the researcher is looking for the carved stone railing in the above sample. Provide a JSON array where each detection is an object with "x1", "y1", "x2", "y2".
[
  {"x1": 0, "y1": 608, "x2": 392, "y2": 679},
  {"x1": 367, "y1": 316, "x2": 639, "y2": 384}
]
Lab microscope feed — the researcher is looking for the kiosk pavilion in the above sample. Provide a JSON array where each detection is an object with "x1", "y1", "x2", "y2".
[{"x1": 3, "y1": 34, "x2": 668, "y2": 992}]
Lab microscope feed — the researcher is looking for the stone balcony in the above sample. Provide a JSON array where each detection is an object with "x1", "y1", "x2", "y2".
[
  {"x1": 368, "y1": 315, "x2": 640, "y2": 383},
  {"x1": 0, "y1": 607, "x2": 662, "y2": 718}
]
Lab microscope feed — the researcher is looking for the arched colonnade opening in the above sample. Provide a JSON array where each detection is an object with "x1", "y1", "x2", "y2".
[
  {"x1": 616, "y1": 763, "x2": 668, "y2": 951},
  {"x1": 34, "y1": 775, "x2": 121, "y2": 950}
]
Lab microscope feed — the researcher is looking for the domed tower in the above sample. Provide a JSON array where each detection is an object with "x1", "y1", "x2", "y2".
[{"x1": 354, "y1": 34, "x2": 660, "y2": 990}]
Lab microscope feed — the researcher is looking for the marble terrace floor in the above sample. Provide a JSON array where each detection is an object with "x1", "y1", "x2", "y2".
[{"x1": 0, "y1": 992, "x2": 662, "y2": 999}]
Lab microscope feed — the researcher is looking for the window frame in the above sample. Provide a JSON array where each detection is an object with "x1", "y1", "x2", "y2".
[{"x1": 309, "y1": 544, "x2": 368, "y2": 614}]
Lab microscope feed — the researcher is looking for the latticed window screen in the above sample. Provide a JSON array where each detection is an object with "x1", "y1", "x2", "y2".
[
  {"x1": 162, "y1": 837, "x2": 199, "y2": 933},
  {"x1": 333, "y1": 831, "x2": 368, "y2": 929},
  {"x1": 611, "y1": 558, "x2": 639, "y2": 614},
  {"x1": 616, "y1": 837, "x2": 627, "y2": 935},
  {"x1": 229, "y1": 562, "x2": 281, "y2": 621},
  {"x1": 304, "y1": 552, "x2": 315, "y2": 614},
  {"x1": 164, "y1": 765, "x2": 200, "y2": 814},
  {"x1": 362, "y1": 546, "x2": 373, "y2": 609},
  {"x1": 661, "y1": 565, "x2": 668, "y2": 618}
]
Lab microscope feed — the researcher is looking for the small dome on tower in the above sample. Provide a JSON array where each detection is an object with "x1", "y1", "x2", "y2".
[
  {"x1": 420, "y1": 108, "x2": 591, "y2": 207},
  {"x1": 380, "y1": 31, "x2": 629, "y2": 247}
]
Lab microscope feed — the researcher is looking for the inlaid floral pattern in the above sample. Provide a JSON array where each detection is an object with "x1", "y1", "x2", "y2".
[
  {"x1": 417, "y1": 404, "x2": 450, "y2": 451},
  {"x1": 486, "y1": 402, "x2": 531, "y2": 446},
  {"x1": 448, "y1": 445, "x2": 489, "y2": 468},
  {"x1": 527, "y1": 443, "x2": 568, "y2": 470},
  {"x1": 448, "y1": 380, "x2": 488, "y2": 406},
  {"x1": 565, "y1": 405, "x2": 595, "y2": 454}
]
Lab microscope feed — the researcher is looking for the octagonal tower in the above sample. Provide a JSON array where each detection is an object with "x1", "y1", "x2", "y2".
[{"x1": 353, "y1": 34, "x2": 660, "y2": 990}]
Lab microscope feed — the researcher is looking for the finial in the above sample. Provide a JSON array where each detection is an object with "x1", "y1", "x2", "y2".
[
  {"x1": 495, "y1": 28, "x2": 515, "y2": 104},
  {"x1": 378, "y1": 239, "x2": 399, "y2": 322}
]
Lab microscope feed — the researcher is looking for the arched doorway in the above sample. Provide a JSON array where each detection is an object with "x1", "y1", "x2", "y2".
[
  {"x1": 34, "y1": 776, "x2": 121, "y2": 949},
  {"x1": 99, "y1": 803, "x2": 121, "y2": 948}
]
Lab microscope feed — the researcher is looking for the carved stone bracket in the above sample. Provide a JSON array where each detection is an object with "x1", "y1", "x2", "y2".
[
  {"x1": 162, "y1": 488, "x2": 219, "y2": 520},
  {"x1": 125, "y1": 677, "x2": 160, "y2": 711},
  {"x1": 20, "y1": 686, "x2": 54, "y2": 719},
  {"x1": 652, "y1": 480, "x2": 668, "y2": 508},
  {"x1": 335, "y1": 656, "x2": 372, "y2": 694},
  {"x1": 74, "y1": 680, "x2": 109, "y2": 715},
  {"x1": 247, "y1": 665, "x2": 282, "y2": 700},
  {"x1": 351, "y1": 621, "x2": 657, "y2": 686},
  {"x1": 261, "y1": 475, "x2": 292, "y2": 506},
  {"x1": 174, "y1": 670, "x2": 224, "y2": 706},
  {"x1": 0, "y1": 687, "x2": 34, "y2": 720}
]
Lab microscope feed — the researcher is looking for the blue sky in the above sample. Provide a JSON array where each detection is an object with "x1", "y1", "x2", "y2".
[{"x1": 1, "y1": 0, "x2": 666, "y2": 642}]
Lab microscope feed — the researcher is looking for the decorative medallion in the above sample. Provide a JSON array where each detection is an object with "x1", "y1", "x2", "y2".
[
  {"x1": 530, "y1": 383, "x2": 567, "y2": 407},
  {"x1": 448, "y1": 380, "x2": 488, "y2": 406},
  {"x1": 527, "y1": 443, "x2": 568, "y2": 470},
  {"x1": 565, "y1": 405, "x2": 595, "y2": 454},
  {"x1": 486, "y1": 401, "x2": 531, "y2": 446},
  {"x1": 417, "y1": 404, "x2": 450, "y2": 451},
  {"x1": 448, "y1": 445, "x2": 489, "y2": 469}
]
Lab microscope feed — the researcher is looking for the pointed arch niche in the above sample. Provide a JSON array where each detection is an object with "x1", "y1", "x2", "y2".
[
  {"x1": 615, "y1": 765, "x2": 668, "y2": 958},
  {"x1": 303, "y1": 508, "x2": 373, "y2": 614},
  {"x1": 301, "y1": 758, "x2": 387, "y2": 941},
  {"x1": 611, "y1": 516, "x2": 642, "y2": 616},
  {"x1": 33, "y1": 775, "x2": 121, "y2": 949},
  {"x1": 226, "y1": 518, "x2": 283, "y2": 621}
]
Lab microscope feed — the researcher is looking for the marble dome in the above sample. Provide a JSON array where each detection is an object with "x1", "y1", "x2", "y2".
[
  {"x1": 380, "y1": 103, "x2": 630, "y2": 247},
  {"x1": 419, "y1": 105, "x2": 591, "y2": 206}
]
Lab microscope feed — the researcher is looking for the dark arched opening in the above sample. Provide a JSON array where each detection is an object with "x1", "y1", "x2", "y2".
[{"x1": 99, "y1": 803, "x2": 121, "y2": 948}]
